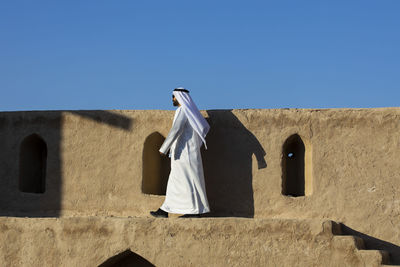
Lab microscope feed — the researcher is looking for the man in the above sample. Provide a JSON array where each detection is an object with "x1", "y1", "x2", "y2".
[{"x1": 150, "y1": 88, "x2": 210, "y2": 218}]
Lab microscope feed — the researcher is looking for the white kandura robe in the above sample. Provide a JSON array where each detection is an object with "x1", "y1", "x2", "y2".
[{"x1": 159, "y1": 106, "x2": 210, "y2": 214}]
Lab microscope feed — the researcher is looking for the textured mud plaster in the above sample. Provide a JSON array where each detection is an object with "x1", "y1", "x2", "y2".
[
  {"x1": 0, "y1": 217, "x2": 376, "y2": 267},
  {"x1": 0, "y1": 108, "x2": 400, "y2": 266}
]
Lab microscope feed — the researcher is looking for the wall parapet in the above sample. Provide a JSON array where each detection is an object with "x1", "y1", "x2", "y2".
[{"x1": 0, "y1": 108, "x2": 399, "y2": 248}]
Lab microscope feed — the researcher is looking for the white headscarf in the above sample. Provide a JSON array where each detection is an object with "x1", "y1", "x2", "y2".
[{"x1": 173, "y1": 88, "x2": 210, "y2": 149}]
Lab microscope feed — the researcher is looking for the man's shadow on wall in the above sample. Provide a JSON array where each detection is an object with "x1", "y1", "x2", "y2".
[{"x1": 202, "y1": 110, "x2": 267, "y2": 218}]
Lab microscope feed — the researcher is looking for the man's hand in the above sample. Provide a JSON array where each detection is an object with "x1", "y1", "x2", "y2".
[{"x1": 159, "y1": 151, "x2": 166, "y2": 156}]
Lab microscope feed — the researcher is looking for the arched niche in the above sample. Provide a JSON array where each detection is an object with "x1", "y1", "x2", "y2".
[
  {"x1": 98, "y1": 250, "x2": 155, "y2": 267},
  {"x1": 281, "y1": 134, "x2": 312, "y2": 197},
  {"x1": 142, "y1": 132, "x2": 170, "y2": 195},
  {"x1": 19, "y1": 133, "x2": 47, "y2": 194}
]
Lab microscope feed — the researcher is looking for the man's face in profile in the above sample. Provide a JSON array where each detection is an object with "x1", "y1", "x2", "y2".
[{"x1": 172, "y1": 95, "x2": 180, "y2": 106}]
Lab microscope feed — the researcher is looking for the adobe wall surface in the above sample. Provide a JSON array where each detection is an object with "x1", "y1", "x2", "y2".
[
  {"x1": 0, "y1": 217, "x2": 372, "y2": 267},
  {"x1": 0, "y1": 108, "x2": 400, "y2": 264}
]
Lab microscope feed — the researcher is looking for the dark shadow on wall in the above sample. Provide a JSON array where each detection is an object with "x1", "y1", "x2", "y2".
[
  {"x1": 202, "y1": 110, "x2": 267, "y2": 218},
  {"x1": 71, "y1": 110, "x2": 132, "y2": 130},
  {"x1": 98, "y1": 250, "x2": 155, "y2": 267},
  {"x1": 0, "y1": 110, "x2": 132, "y2": 218},
  {"x1": 341, "y1": 224, "x2": 400, "y2": 265}
]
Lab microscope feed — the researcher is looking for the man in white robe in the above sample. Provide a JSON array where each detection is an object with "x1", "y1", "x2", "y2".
[{"x1": 150, "y1": 88, "x2": 210, "y2": 218}]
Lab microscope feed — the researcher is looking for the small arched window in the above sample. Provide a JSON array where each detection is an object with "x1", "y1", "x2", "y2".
[
  {"x1": 19, "y1": 134, "x2": 47, "y2": 193},
  {"x1": 142, "y1": 132, "x2": 170, "y2": 195},
  {"x1": 282, "y1": 134, "x2": 305, "y2": 197},
  {"x1": 98, "y1": 250, "x2": 155, "y2": 267}
]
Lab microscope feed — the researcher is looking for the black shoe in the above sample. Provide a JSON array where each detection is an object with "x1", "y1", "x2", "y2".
[
  {"x1": 150, "y1": 208, "x2": 168, "y2": 218},
  {"x1": 179, "y1": 214, "x2": 201, "y2": 218}
]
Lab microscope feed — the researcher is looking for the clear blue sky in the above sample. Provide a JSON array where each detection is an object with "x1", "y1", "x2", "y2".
[{"x1": 1, "y1": 1, "x2": 399, "y2": 111}]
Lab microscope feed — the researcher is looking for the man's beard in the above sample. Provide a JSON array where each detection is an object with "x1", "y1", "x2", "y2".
[{"x1": 173, "y1": 100, "x2": 179, "y2": 106}]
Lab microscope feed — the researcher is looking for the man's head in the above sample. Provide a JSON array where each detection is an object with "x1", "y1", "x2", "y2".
[
  {"x1": 172, "y1": 88, "x2": 190, "y2": 107},
  {"x1": 172, "y1": 95, "x2": 180, "y2": 106}
]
